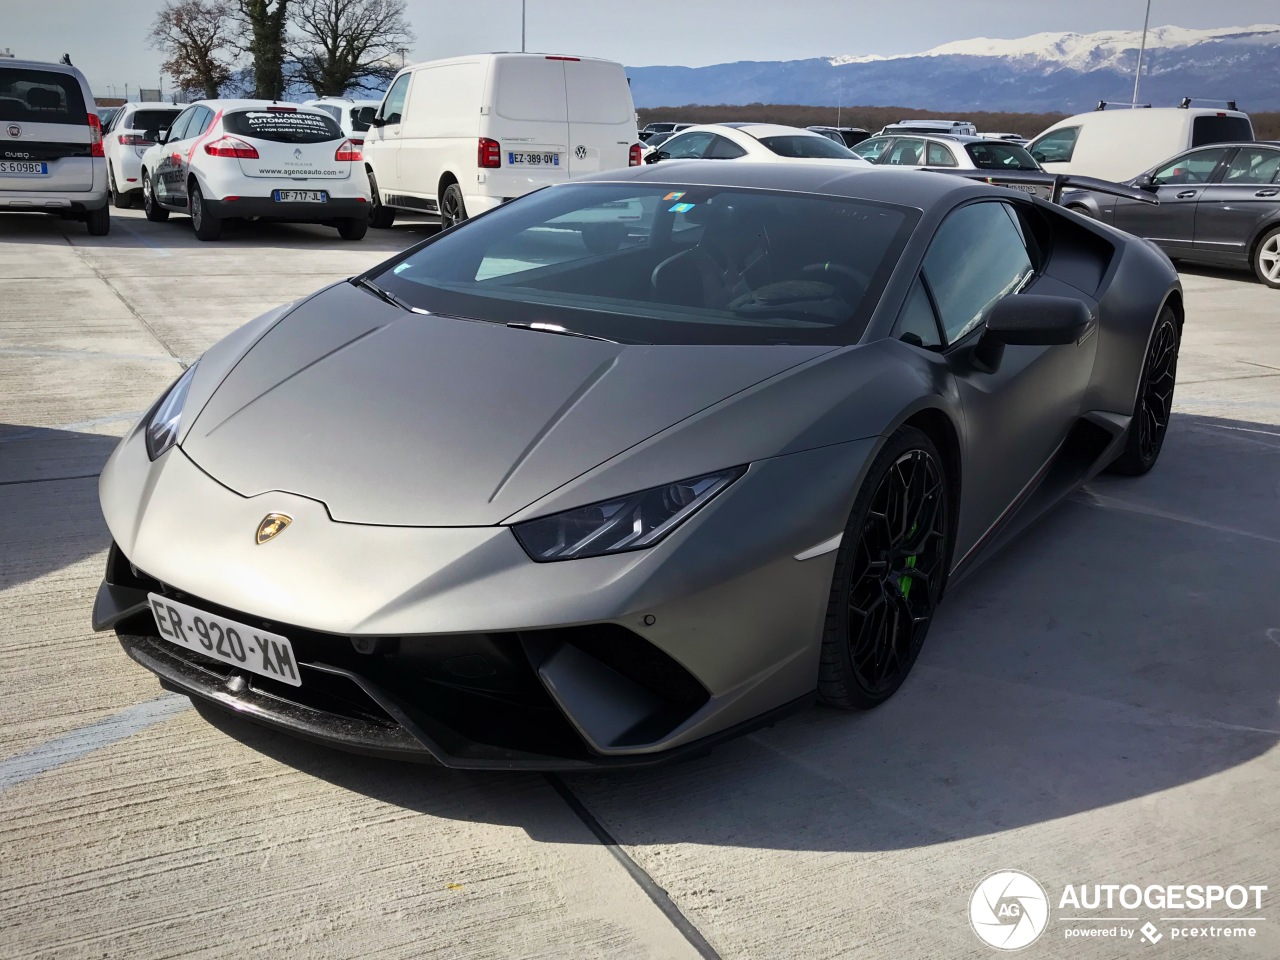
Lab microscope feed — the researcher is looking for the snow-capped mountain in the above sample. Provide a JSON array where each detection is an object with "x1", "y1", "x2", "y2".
[{"x1": 627, "y1": 24, "x2": 1280, "y2": 112}]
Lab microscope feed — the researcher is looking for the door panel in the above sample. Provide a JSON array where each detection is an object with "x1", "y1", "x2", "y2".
[
  {"x1": 1112, "y1": 147, "x2": 1230, "y2": 253},
  {"x1": 1193, "y1": 147, "x2": 1280, "y2": 265}
]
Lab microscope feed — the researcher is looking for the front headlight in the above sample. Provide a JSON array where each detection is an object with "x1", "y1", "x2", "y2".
[
  {"x1": 512, "y1": 467, "x2": 746, "y2": 562},
  {"x1": 144, "y1": 363, "x2": 199, "y2": 461}
]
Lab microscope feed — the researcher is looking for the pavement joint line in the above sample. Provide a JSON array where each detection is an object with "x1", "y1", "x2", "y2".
[
  {"x1": 0, "y1": 346, "x2": 181, "y2": 364},
  {"x1": 60, "y1": 233, "x2": 185, "y2": 365},
  {"x1": 0, "y1": 412, "x2": 146, "y2": 442},
  {"x1": 0, "y1": 695, "x2": 191, "y2": 792},
  {"x1": 1073, "y1": 489, "x2": 1280, "y2": 546},
  {"x1": 0, "y1": 472, "x2": 101, "y2": 487},
  {"x1": 544, "y1": 773, "x2": 724, "y2": 960},
  {"x1": 1178, "y1": 371, "x2": 1280, "y2": 385}
]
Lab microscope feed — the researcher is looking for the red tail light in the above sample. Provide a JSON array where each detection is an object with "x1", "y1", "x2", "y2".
[
  {"x1": 87, "y1": 113, "x2": 104, "y2": 158},
  {"x1": 203, "y1": 136, "x2": 260, "y2": 159},
  {"x1": 478, "y1": 137, "x2": 502, "y2": 169},
  {"x1": 119, "y1": 133, "x2": 153, "y2": 146},
  {"x1": 335, "y1": 138, "x2": 361, "y2": 161},
  {"x1": 629, "y1": 143, "x2": 642, "y2": 166}
]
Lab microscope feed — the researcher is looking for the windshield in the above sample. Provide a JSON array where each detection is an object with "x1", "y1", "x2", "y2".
[
  {"x1": 369, "y1": 182, "x2": 917, "y2": 346},
  {"x1": 964, "y1": 141, "x2": 1041, "y2": 171},
  {"x1": 758, "y1": 135, "x2": 858, "y2": 159}
]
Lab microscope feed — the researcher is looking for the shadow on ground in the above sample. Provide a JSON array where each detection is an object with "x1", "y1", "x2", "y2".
[{"x1": 186, "y1": 412, "x2": 1280, "y2": 852}]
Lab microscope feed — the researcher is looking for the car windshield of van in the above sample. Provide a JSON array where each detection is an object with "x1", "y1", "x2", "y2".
[
  {"x1": 0, "y1": 68, "x2": 88, "y2": 124},
  {"x1": 223, "y1": 109, "x2": 342, "y2": 143},
  {"x1": 369, "y1": 182, "x2": 918, "y2": 346},
  {"x1": 965, "y1": 141, "x2": 1041, "y2": 170},
  {"x1": 759, "y1": 135, "x2": 858, "y2": 159}
]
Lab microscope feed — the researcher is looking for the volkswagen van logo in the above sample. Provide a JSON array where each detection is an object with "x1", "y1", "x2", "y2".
[
  {"x1": 256, "y1": 513, "x2": 292, "y2": 544},
  {"x1": 574, "y1": 144, "x2": 587, "y2": 159},
  {"x1": 6, "y1": 124, "x2": 20, "y2": 138}
]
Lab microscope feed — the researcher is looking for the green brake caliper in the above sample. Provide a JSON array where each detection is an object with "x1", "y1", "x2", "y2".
[{"x1": 899, "y1": 521, "x2": 919, "y2": 599}]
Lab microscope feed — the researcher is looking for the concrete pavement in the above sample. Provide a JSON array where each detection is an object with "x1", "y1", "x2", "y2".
[{"x1": 1, "y1": 207, "x2": 1277, "y2": 959}]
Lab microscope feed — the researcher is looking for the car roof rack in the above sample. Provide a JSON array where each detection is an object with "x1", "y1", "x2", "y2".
[
  {"x1": 1096, "y1": 101, "x2": 1152, "y2": 110},
  {"x1": 1179, "y1": 97, "x2": 1238, "y2": 111}
]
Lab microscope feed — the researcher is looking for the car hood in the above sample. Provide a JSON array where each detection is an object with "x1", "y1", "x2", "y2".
[{"x1": 181, "y1": 281, "x2": 832, "y2": 526}]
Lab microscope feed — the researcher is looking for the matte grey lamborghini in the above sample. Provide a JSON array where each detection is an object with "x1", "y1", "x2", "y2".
[{"x1": 94, "y1": 162, "x2": 1183, "y2": 769}]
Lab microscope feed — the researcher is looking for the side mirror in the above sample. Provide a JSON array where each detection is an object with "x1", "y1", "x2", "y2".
[
  {"x1": 986, "y1": 294, "x2": 1092, "y2": 346},
  {"x1": 1031, "y1": 150, "x2": 1046, "y2": 163},
  {"x1": 144, "y1": 129, "x2": 161, "y2": 144},
  {"x1": 1134, "y1": 173, "x2": 1159, "y2": 192},
  {"x1": 644, "y1": 151, "x2": 663, "y2": 164},
  {"x1": 357, "y1": 106, "x2": 379, "y2": 127}
]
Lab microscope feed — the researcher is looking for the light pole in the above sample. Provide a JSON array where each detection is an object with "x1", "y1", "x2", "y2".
[
  {"x1": 1131, "y1": 0, "x2": 1152, "y2": 106},
  {"x1": 521, "y1": 0, "x2": 526, "y2": 53}
]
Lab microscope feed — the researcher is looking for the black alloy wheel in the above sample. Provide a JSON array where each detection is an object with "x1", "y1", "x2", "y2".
[
  {"x1": 440, "y1": 182, "x2": 467, "y2": 230},
  {"x1": 1108, "y1": 306, "x2": 1180, "y2": 476},
  {"x1": 820, "y1": 426, "x2": 950, "y2": 709}
]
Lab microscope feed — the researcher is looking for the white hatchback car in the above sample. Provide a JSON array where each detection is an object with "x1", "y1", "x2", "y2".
[
  {"x1": 644, "y1": 123, "x2": 871, "y2": 165},
  {"x1": 139, "y1": 99, "x2": 371, "y2": 240},
  {"x1": 103, "y1": 102, "x2": 182, "y2": 209},
  {"x1": 303, "y1": 97, "x2": 380, "y2": 147}
]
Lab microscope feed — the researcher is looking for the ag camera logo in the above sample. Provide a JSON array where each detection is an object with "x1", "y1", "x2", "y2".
[{"x1": 970, "y1": 870, "x2": 1050, "y2": 950}]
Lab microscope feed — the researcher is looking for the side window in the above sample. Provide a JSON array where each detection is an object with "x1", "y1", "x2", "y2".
[
  {"x1": 705, "y1": 135, "x2": 746, "y2": 160},
  {"x1": 895, "y1": 276, "x2": 942, "y2": 347},
  {"x1": 883, "y1": 137, "x2": 925, "y2": 165},
  {"x1": 853, "y1": 137, "x2": 891, "y2": 161},
  {"x1": 191, "y1": 106, "x2": 214, "y2": 138},
  {"x1": 660, "y1": 132, "x2": 713, "y2": 160},
  {"x1": 925, "y1": 142, "x2": 957, "y2": 167},
  {"x1": 1151, "y1": 148, "x2": 1229, "y2": 186},
  {"x1": 1221, "y1": 147, "x2": 1280, "y2": 185},
  {"x1": 165, "y1": 108, "x2": 197, "y2": 143},
  {"x1": 378, "y1": 73, "x2": 410, "y2": 125},
  {"x1": 1029, "y1": 126, "x2": 1079, "y2": 164},
  {"x1": 923, "y1": 202, "x2": 1034, "y2": 344}
]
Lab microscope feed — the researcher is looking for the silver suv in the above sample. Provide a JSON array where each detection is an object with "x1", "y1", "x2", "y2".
[{"x1": 0, "y1": 58, "x2": 109, "y2": 234}]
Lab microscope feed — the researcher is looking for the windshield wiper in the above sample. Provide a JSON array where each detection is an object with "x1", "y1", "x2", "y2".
[
  {"x1": 353, "y1": 276, "x2": 427, "y2": 313},
  {"x1": 505, "y1": 322, "x2": 618, "y2": 344}
]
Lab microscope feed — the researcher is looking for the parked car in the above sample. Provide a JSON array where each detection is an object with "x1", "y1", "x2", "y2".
[
  {"x1": 362, "y1": 53, "x2": 641, "y2": 230},
  {"x1": 853, "y1": 133, "x2": 1049, "y2": 198},
  {"x1": 1027, "y1": 100, "x2": 1254, "y2": 183},
  {"x1": 807, "y1": 125, "x2": 871, "y2": 148},
  {"x1": 303, "y1": 96, "x2": 380, "y2": 150},
  {"x1": 93, "y1": 162, "x2": 1184, "y2": 768},
  {"x1": 646, "y1": 123, "x2": 871, "y2": 164},
  {"x1": 103, "y1": 102, "x2": 182, "y2": 208},
  {"x1": 1061, "y1": 142, "x2": 1280, "y2": 288},
  {"x1": 139, "y1": 100, "x2": 370, "y2": 241},
  {"x1": 978, "y1": 131, "x2": 1029, "y2": 144},
  {"x1": 640, "y1": 121, "x2": 692, "y2": 141},
  {"x1": 876, "y1": 119, "x2": 978, "y2": 137},
  {"x1": 0, "y1": 57, "x2": 109, "y2": 234},
  {"x1": 95, "y1": 105, "x2": 122, "y2": 130}
]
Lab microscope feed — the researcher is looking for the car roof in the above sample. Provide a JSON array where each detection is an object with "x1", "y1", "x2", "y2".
[
  {"x1": 1, "y1": 57, "x2": 85, "y2": 77},
  {"x1": 694, "y1": 122, "x2": 829, "y2": 139},
  {"x1": 575, "y1": 158, "x2": 999, "y2": 208},
  {"x1": 179, "y1": 99, "x2": 330, "y2": 114}
]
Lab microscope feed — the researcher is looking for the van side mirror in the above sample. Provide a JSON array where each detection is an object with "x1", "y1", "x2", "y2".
[
  {"x1": 1031, "y1": 150, "x2": 1046, "y2": 163},
  {"x1": 645, "y1": 151, "x2": 667, "y2": 164},
  {"x1": 357, "y1": 106, "x2": 379, "y2": 127},
  {"x1": 986, "y1": 295, "x2": 1092, "y2": 346}
]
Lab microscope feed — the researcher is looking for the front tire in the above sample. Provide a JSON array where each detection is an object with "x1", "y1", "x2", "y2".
[
  {"x1": 1253, "y1": 226, "x2": 1280, "y2": 289},
  {"x1": 819, "y1": 426, "x2": 951, "y2": 710},
  {"x1": 189, "y1": 182, "x2": 222, "y2": 241},
  {"x1": 85, "y1": 204, "x2": 110, "y2": 236},
  {"x1": 142, "y1": 171, "x2": 168, "y2": 222},
  {"x1": 337, "y1": 217, "x2": 368, "y2": 241},
  {"x1": 367, "y1": 168, "x2": 395, "y2": 228},
  {"x1": 1108, "y1": 306, "x2": 1180, "y2": 476},
  {"x1": 439, "y1": 182, "x2": 467, "y2": 230}
]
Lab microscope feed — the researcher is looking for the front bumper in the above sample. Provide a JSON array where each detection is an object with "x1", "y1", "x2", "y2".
[{"x1": 206, "y1": 196, "x2": 369, "y2": 221}]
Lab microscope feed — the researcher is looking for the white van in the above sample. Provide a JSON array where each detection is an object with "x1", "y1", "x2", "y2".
[
  {"x1": 1028, "y1": 102, "x2": 1254, "y2": 182},
  {"x1": 362, "y1": 53, "x2": 641, "y2": 229}
]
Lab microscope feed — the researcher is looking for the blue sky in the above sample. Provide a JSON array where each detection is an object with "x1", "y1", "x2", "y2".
[{"x1": 5, "y1": 0, "x2": 1278, "y2": 97}]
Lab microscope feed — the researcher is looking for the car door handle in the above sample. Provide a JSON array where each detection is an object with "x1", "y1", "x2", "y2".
[
  {"x1": 1176, "y1": 190, "x2": 1198, "y2": 199},
  {"x1": 1256, "y1": 189, "x2": 1279, "y2": 197}
]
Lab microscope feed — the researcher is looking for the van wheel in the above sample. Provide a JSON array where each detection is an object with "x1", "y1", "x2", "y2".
[
  {"x1": 109, "y1": 164, "x2": 132, "y2": 209},
  {"x1": 85, "y1": 204, "x2": 110, "y2": 236},
  {"x1": 337, "y1": 218, "x2": 368, "y2": 241},
  {"x1": 440, "y1": 183, "x2": 467, "y2": 229},
  {"x1": 142, "y1": 171, "x2": 169, "y2": 222},
  {"x1": 190, "y1": 183, "x2": 222, "y2": 241},
  {"x1": 367, "y1": 169, "x2": 395, "y2": 228}
]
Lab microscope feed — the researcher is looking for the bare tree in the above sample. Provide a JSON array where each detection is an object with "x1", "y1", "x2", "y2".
[
  {"x1": 149, "y1": 0, "x2": 237, "y2": 100},
  {"x1": 236, "y1": 0, "x2": 291, "y2": 100},
  {"x1": 289, "y1": 0, "x2": 414, "y2": 97}
]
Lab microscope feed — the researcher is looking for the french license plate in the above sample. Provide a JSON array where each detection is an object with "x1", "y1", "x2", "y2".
[
  {"x1": 273, "y1": 189, "x2": 327, "y2": 202},
  {"x1": 0, "y1": 161, "x2": 48, "y2": 175},
  {"x1": 147, "y1": 593, "x2": 301, "y2": 687},
  {"x1": 995, "y1": 181, "x2": 1051, "y2": 200},
  {"x1": 508, "y1": 152, "x2": 560, "y2": 166}
]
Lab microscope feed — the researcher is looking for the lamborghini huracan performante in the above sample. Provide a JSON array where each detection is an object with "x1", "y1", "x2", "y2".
[{"x1": 93, "y1": 162, "x2": 1183, "y2": 769}]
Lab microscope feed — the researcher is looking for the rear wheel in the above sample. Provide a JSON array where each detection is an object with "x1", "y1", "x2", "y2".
[
  {"x1": 142, "y1": 171, "x2": 168, "y2": 222},
  {"x1": 819, "y1": 426, "x2": 951, "y2": 710},
  {"x1": 189, "y1": 182, "x2": 222, "y2": 241},
  {"x1": 439, "y1": 182, "x2": 467, "y2": 230},
  {"x1": 367, "y1": 168, "x2": 395, "y2": 228},
  {"x1": 1253, "y1": 226, "x2": 1280, "y2": 289},
  {"x1": 337, "y1": 217, "x2": 368, "y2": 241},
  {"x1": 1066, "y1": 203, "x2": 1092, "y2": 219},
  {"x1": 85, "y1": 204, "x2": 110, "y2": 236},
  {"x1": 109, "y1": 164, "x2": 132, "y2": 209},
  {"x1": 1108, "y1": 306, "x2": 1180, "y2": 476}
]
